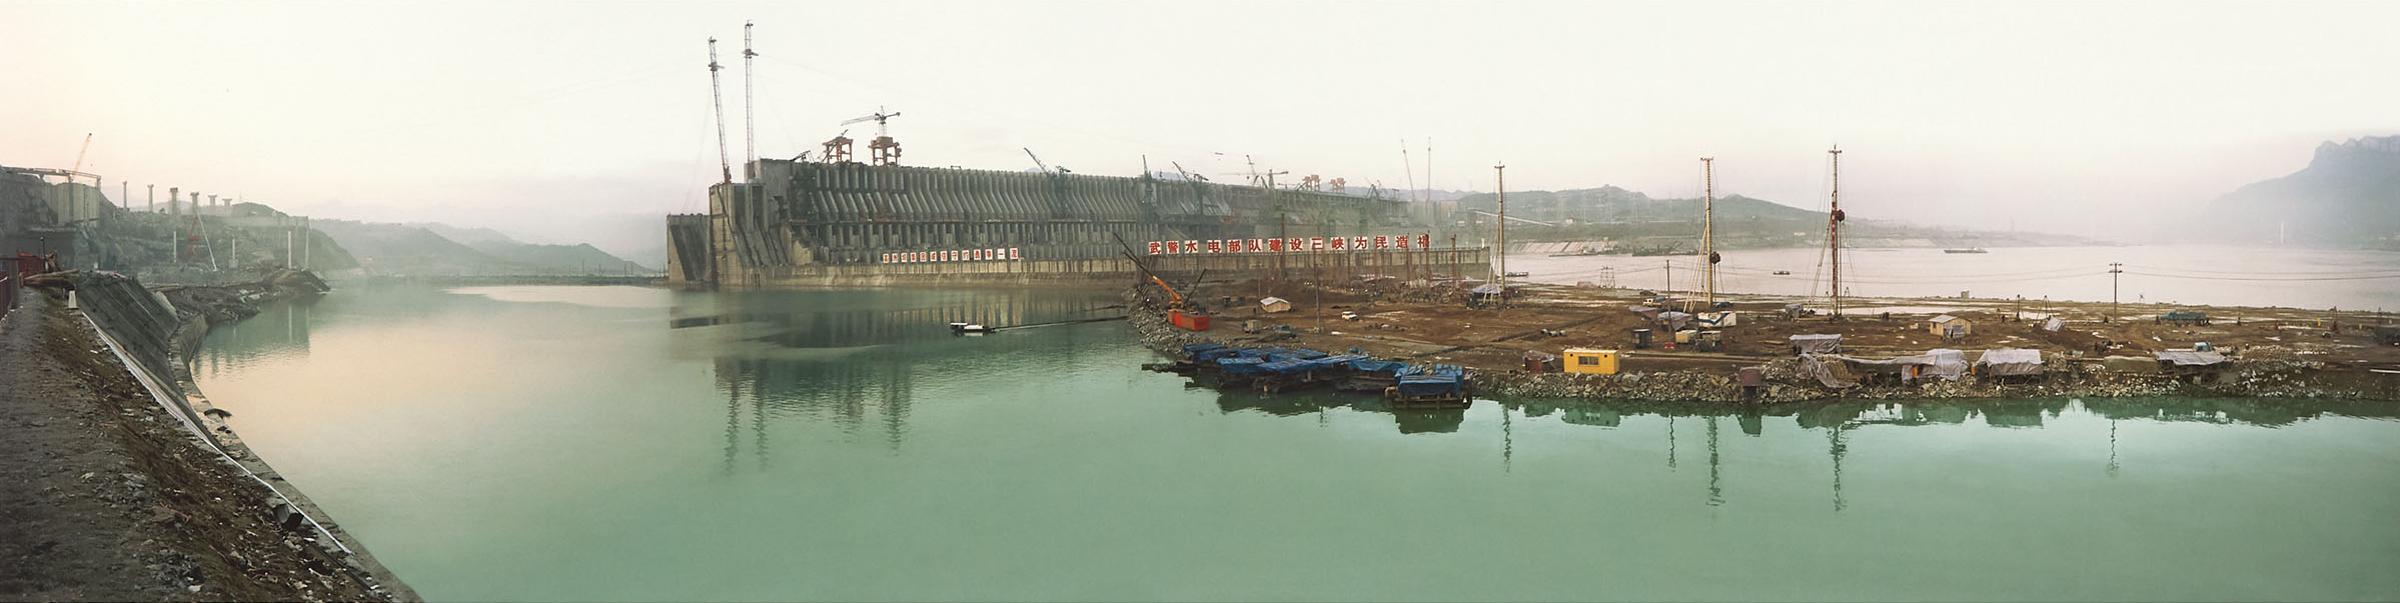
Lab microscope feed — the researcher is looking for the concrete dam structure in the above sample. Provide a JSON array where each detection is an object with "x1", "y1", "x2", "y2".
[{"x1": 667, "y1": 159, "x2": 1489, "y2": 287}]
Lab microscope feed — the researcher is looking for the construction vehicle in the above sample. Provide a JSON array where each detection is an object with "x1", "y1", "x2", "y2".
[{"x1": 1111, "y1": 234, "x2": 1210, "y2": 331}]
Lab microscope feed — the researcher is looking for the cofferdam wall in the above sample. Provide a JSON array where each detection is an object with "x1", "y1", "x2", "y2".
[{"x1": 669, "y1": 160, "x2": 1453, "y2": 287}]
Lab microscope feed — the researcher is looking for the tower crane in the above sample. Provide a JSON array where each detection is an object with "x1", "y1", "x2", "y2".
[{"x1": 841, "y1": 108, "x2": 903, "y2": 166}]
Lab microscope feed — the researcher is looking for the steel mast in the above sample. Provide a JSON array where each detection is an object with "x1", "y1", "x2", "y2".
[
  {"x1": 1827, "y1": 146, "x2": 1845, "y2": 318},
  {"x1": 1701, "y1": 157, "x2": 1717, "y2": 308},
  {"x1": 707, "y1": 38, "x2": 731, "y2": 184}
]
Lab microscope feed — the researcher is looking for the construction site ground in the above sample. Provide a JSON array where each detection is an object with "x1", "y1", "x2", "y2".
[{"x1": 1179, "y1": 279, "x2": 2400, "y2": 377}]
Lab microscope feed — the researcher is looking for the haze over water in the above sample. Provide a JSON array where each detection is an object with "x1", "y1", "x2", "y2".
[
  {"x1": 185, "y1": 282, "x2": 2400, "y2": 601},
  {"x1": 1513, "y1": 245, "x2": 2400, "y2": 310}
]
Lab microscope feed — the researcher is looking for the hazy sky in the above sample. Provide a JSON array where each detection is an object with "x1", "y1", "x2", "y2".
[{"x1": 5, "y1": 1, "x2": 2395, "y2": 257}]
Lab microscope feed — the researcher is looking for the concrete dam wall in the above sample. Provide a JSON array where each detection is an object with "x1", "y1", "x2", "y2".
[{"x1": 668, "y1": 160, "x2": 1481, "y2": 287}]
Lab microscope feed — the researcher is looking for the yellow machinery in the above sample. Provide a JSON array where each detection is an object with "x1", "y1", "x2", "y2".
[{"x1": 1562, "y1": 348, "x2": 1620, "y2": 375}]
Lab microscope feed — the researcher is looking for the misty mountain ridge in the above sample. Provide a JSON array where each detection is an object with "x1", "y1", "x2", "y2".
[
  {"x1": 2206, "y1": 135, "x2": 2400, "y2": 245},
  {"x1": 1443, "y1": 184, "x2": 2097, "y2": 249},
  {"x1": 313, "y1": 219, "x2": 656, "y2": 276}
]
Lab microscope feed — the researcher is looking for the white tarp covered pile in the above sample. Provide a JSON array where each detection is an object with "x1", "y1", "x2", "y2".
[
  {"x1": 1833, "y1": 349, "x2": 1967, "y2": 381},
  {"x1": 1976, "y1": 348, "x2": 2044, "y2": 377},
  {"x1": 1924, "y1": 349, "x2": 1969, "y2": 380},
  {"x1": 2156, "y1": 350, "x2": 2228, "y2": 367},
  {"x1": 1796, "y1": 354, "x2": 1857, "y2": 388},
  {"x1": 1789, "y1": 334, "x2": 1842, "y2": 354},
  {"x1": 1658, "y1": 311, "x2": 1694, "y2": 331}
]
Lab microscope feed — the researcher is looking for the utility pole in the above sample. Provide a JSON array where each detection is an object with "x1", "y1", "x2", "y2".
[
  {"x1": 707, "y1": 37, "x2": 732, "y2": 185},
  {"x1": 1700, "y1": 157, "x2": 1717, "y2": 307},
  {"x1": 1494, "y1": 163, "x2": 1507, "y2": 286},
  {"x1": 2108, "y1": 262, "x2": 2124, "y2": 322},
  {"x1": 1665, "y1": 258, "x2": 1672, "y2": 293},
  {"x1": 1449, "y1": 234, "x2": 1458, "y2": 282},
  {"x1": 1263, "y1": 169, "x2": 1288, "y2": 280},
  {"x1": 1827, "y1": 146, "x2": 1846, "y2": 319},
  {"x1": 742, "y1": 21, "x2": 757, "y2": 181}
]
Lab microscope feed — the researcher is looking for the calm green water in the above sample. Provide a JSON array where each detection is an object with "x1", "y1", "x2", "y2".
[{"x1": 195, "y1": 284, "x2": 2400, "y2": 602}]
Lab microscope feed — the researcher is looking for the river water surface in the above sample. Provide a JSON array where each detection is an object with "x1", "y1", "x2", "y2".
[{"x1": 195, "y1": 283, "x2": 2400, "y2": 601}]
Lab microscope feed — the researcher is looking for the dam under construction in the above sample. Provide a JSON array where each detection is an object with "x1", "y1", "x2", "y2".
[{"x1": 666, "y1": 158, "x2": 1490, "y2": 288}]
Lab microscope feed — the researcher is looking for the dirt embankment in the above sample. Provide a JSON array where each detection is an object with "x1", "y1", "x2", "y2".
[
  {"x1": 0, "y1": 271, "x2": 411, "y2": 601},
  {"x1": 1128, "y1": 278, "x2": 2400, "y2": 406}
]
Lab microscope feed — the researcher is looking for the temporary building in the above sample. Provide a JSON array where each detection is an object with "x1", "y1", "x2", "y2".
[
  {"x1": 1258, "y1": 297, "x2": 1292, "y2": 313},
  {"x1": 1975, "y1": 348, "x2": 2044, "y2": 377},
  {"x1": 1789, "y1": 334, "x2": 1843, "y2": 354},
  {"x1": 1562, "y1": 348, "x2": 1620, "y2": 375},
  {"x1": 1927, "y1": 315, "x2": 1974, "y2": 338}
]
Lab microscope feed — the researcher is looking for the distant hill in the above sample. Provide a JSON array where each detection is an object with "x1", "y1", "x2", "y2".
[
  {"x1": 1454, "y1": 185, "x2": 1819, "y2": 223},
  {"x1": 1443, "y1": 186, "x2": 2094, "y2": 250},
  {"x1": 2206, "y1": 135, "x2": 2400, "y2": 245},
  {"x1": 314, "y1": 220, "x2": 654, "y2": 276}
]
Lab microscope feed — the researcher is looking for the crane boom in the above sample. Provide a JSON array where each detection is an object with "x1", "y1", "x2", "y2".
[
  {"x1": 72, "y1": 133, "x2": 93, "y2": 174},
  {"x1": 707, "y1": 38, "x2": 731, "y2": 184},
  {"x1": 1022, "y1": 148, "x2": 1049, "y2": 173},
  {"x1": 840, "y1": 109, "x2": 901, "y2": 136}
]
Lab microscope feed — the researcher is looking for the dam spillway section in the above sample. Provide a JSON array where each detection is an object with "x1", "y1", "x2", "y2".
[{"x1": 667, "y1": 159, "x2": 1487, "y2": 288}]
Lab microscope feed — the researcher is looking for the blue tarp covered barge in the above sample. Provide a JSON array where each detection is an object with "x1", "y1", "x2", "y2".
[{"x1": 1158, "y1": 343, "x2": 1471, "y2": 405}]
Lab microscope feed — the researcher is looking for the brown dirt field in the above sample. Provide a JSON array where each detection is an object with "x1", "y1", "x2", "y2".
[{"x1": 1177, "y1": 278, "x2": 2400, "y2": 375}]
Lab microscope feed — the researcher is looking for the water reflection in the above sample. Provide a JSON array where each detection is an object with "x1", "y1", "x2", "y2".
[
  {"x1": 690, "y1": 289, "x2": 1116, "y2": 473},
  {"x1": 199, "y1": 295, "x2": 317, "y2": 372},
  {"x1": 671, "y1": 287, "x2": 2396, "y2": 496}
]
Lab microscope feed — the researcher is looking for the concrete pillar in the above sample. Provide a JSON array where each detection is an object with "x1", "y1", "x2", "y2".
[
  {"x1": 146, "y1": 184, "x2": 154, "y2": 212},
  {"x1": 169, "y1": 187, "x2": 179, "y2": 217}
]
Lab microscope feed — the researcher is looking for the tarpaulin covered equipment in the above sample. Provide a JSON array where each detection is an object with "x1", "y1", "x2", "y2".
[
  {"x1": 2160, "y1": 350, "x2": 2227, "y2": 365},
  {"x1": 1789, "y1": 334, "x2": 1843, "y2": 354},
  {"x1": 1975, "y1": 348, "x2": 2044, "y2": 376}
]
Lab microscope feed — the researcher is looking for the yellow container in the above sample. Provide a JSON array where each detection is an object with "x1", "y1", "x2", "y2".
[{"x1": 1562, "y1": 348, "x2": 1620, "y2": 375}]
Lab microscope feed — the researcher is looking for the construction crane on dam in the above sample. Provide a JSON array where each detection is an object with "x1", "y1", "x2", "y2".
[{"x1": 842, "y1": 108, "x2": 903, "y2": 166}]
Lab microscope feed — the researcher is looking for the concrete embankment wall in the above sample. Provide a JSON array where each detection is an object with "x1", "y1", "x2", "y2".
[
  {"x1": 73, "y1": 274, "x2": 186, "y2": 396},
  {"x1": 734, "y1": 247, "x2": 1494, "y2": 288}
]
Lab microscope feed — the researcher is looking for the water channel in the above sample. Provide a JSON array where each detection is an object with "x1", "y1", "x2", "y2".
[{"x1": 194, "y1": 283, "x2": 2400, "y2": 601}]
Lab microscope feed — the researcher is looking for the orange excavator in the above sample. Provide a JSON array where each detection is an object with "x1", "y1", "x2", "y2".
[{"x1": 1114, "y1": 234, "x2": 1211, "y2": 331}]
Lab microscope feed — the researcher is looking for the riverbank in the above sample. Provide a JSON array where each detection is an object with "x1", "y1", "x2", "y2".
[
  {"x1": 1127, "y1": 279, "x2": 2400, "y2": 406},
  {"x1": 0, "y1": 270, "x2": 413, "y2": 601}
]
